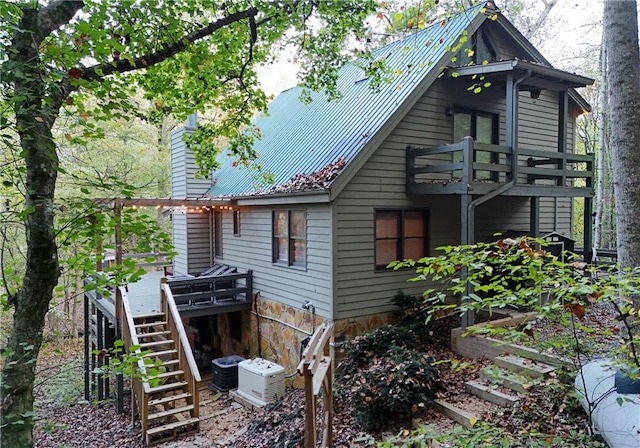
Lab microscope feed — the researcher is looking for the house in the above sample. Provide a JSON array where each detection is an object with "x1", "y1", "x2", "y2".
[{"x1": 169, "y1": 1, "x2": 594, "y2": 372}]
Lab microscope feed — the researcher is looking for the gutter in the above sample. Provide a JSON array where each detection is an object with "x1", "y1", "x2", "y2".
[{"x1": 464, "y1": 69, "x2": 531, "y2": 245}]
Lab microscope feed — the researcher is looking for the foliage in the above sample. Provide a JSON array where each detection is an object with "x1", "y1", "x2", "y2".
[
  {"x1": 392, "y1": 237, "x2": 640, "y2": 371},
  {"x1": 377, "y1": 365, "x2": 605, "y2": 447},
  {"x1": 337, "y1": 322, "x2": 438, "y2": 432},
  {"x1": 90, "y1": 339, "x2": 164, "y2": 389},
  {"x1": 1, "y1": 1, "x2": 383, "y2": 444}
]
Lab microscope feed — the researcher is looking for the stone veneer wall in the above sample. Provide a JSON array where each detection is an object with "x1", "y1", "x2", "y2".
[{"x1": 208, "y1": 296, "x2": 398, "y2": 387}]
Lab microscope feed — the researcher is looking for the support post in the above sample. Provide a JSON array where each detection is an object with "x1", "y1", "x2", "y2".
[
  {"x1": 96, "y1": 309, "x2": 104, "y2": 401},
  {"x1": 83, "y1": 293, "x2": 90, "y2": 401},
  {"x1": 530, "y1": 197, "x2": 540, "y2": 237},
  {"x1": 584, "y1": 197, "x2": 593, "y2": 263},
  {"x1": 303, "y1": 362, "x2": 316, "y2": 448},
  {"x1": 461, "y1": 194, "x2": 474, "y2": 330}
]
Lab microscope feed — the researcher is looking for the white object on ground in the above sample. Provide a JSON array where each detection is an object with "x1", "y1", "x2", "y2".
[{"x1": 574, "y1": 360, "x2": 640, "y2": 448}]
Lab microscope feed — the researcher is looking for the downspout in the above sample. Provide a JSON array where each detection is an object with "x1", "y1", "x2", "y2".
[
  {"x1": 464, "y1": 69, "x2": 531, "y2": 245},
  {"x1": 461, "y1": 70, "x2": 530, "y2": 331}
]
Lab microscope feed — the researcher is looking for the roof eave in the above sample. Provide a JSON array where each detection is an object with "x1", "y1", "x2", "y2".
[
  {"x1": 231, "y1": 190, "x2": 332, "y2": 206},
  {"x1": 493, "y1": 14, "x2": 592, "y2": 112}
]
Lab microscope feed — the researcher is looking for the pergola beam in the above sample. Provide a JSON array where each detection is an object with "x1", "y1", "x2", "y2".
[{"x1": 92, "y1": 197, "x2": 236, "y2": 208}]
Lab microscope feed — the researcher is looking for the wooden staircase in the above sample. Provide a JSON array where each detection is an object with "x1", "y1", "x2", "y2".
[
  {"x1": 431, "y1": 348, "x2": 566, "y2": 429},
  {"x1": 118, "y1": 281, "x2": 202, "y2": 445}
]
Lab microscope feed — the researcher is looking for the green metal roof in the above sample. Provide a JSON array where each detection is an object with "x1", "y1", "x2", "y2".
[{"x1": 207, "y1": 2, "x2": 490, "y2": 198}]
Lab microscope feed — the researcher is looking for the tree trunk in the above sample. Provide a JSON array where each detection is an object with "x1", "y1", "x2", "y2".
[
  {"x1": 1, "y1": 9, "x2": 61, "y2": 448},
  {"x1": 595, "y1": 32, "x2": 611, "y2": 251},
  {"x1": 604, "y1": 0, "x2": 640, "y2": 283}
]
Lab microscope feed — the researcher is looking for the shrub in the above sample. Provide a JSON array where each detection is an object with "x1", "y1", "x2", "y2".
[
  {"x1": 337, "y1": 324, "x2": 438, "y2": 432},
  {"x1": 345, "y1": 346, "x2": 437, "y2": 431}
]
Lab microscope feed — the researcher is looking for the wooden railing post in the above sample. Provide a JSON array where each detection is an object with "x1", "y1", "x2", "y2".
[
  {"x1": 461, "y1": 136, "x2": 474, "y2": 186},
  {"x1": 298, "y1": 323, "x2": 334, "y2": 448},
  {"x1": 303, "y1": 361, "x2": 316, "y2": 448}
]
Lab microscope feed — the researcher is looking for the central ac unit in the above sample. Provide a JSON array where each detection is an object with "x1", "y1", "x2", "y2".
[{"x1": 237, "y1": 358, "x2": 285, "y2": 407}]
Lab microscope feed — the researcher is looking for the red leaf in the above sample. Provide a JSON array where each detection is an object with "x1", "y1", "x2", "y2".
[
  {"x1": 68, "y1": 67, "x2": 82, "y2": 79},
  {"x1": 564, "y1": 302, "x2": 586, "y2": 320}
]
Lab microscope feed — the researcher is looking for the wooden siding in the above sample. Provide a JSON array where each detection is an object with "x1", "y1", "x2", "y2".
[
  {"x1": 170, "y1": 127, "x2": 213, "y2": 199},
  {"x1": 172, "y1": 214, "x2": 188, "y2": 275},
  {"x1": 171, "y1": 212, "x2": 212, "y2": 276},
  {"x1": 334, "y1": 75, "x2": 579, "y2": 320},
  {"x1": 170, "y1": 126, "x2": 215, "y2": 275},
  {"x1": 213, "y1": 205, "x2": 334, "y2": 319}
]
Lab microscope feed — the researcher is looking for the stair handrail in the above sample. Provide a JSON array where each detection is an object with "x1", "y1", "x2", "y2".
[
  {"x1": 160, "y1": 279, "x2": 201, "y2": 422},
  {"x1": 160, "y1": 280, "x2": 201, "y2": 382},
  {"x1": 119, "y1": 286, "x2": 152, "y2": 394}
]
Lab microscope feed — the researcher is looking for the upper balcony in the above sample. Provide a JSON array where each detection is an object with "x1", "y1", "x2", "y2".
[{"x1": 406, "y1": 136, "x2": 594, "y2": 198}]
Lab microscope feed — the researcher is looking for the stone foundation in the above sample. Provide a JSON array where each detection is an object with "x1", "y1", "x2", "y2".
[{"x1": 206, "y1": 295, "x2": 398, "y2": 387}]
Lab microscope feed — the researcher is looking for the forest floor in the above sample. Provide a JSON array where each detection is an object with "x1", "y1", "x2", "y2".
[{"x1": 32, "y1": 301, "x2": 619, "y2": 447}]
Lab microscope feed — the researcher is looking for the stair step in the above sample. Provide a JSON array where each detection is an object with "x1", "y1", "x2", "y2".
[
  {"x1": 154, "y1": 370, "x2": 184, "y2": 380},
  {"x1": 148, "y1": 392, "x2": 192, "y2": 407},
  {"x1": 484, "y1": 336, "x2": 572, "y2": 368},
  {"x1": 135, "y1": 312, "x2": 165, "y2": 321},
  {"x1": 464, "y1": 380, "x2": 520, "y2": 407},
  {"x1": 494, "y1": 355, "x2": 555, "y2": 378},
  {"x1": 145, "y1": 417, "x2": 199, "y2": 441},
  {"x1": 148, "y1": 404, "x2": 195, "y2": 421},
  {"x1": 432, "y1": 399, "x2": 479, "y2": 430},
  {"x1": 135, "y1": 320, "x2": 167, "y2": 329},
  {"x1": 162, "y1": 359, "x2": 180, "y2": 367},
  {"x1": 148, "y1": 381, "x2": 188, "y2": 394},
  {"x1": 143, "y1": 349, "x2": 177, "y2": 359},
  {"x1": 140, "y1": 339, "x2": 174, "y2": 349},
  {"x1": 480, "y1": 366, "x2": 534, "y2": 394},
  {"x1": 137, "y1": 330, "x2": 171, "y2": 339}
]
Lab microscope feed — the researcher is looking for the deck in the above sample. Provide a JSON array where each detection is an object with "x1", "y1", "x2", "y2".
[{"x1": 85, "y1": 267, "x2": 253, "y2": 323}]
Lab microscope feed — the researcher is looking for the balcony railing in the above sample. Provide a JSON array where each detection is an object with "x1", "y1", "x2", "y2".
[{"x1": 406, "y1": 137, "x2": 594, "y2": 197}]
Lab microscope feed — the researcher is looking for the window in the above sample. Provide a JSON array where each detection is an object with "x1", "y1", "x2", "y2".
[
  {"x1": 233, "y1": 210, "x2": 240, "y2": 237},
  {"x1": 273, "y1": 210, "x2": 307, "y2": 267},
  {"x1": 214, "y1": 210, "x2": 222, "y2": 257},
  {"x1": 458, "y1": 29, "x2": 497, "y2": 65},
  {"x1": 375, "y1": 209, "x2": 428, "y2": 269},
  {"x1": 453, "y1": 108, "x2": 499, "y2": 180}
]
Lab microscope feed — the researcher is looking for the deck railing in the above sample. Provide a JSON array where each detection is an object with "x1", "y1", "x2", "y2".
[
  {"x1": 117, "y1": 286, "x2": 153, "y2": 432},
  {"x1": 167, "y1": 271, "x2": 253, "y2": 308},
  {"x1": 160, "y1": 280, "x2": 201, "y2": 418},
  {"x1": 407, "y1": 137, "x2": 594, "y2": 191}
]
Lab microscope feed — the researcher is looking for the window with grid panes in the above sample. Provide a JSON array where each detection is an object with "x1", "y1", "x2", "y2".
[
  {"x1": 273, "y1": 210, "x2": 306, "y2": 267},
  {"x1": 375, "y1": 209, "x2": 428, "y2": 269}
]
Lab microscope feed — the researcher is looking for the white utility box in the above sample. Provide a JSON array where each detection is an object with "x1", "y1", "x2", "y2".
[{"x1": 236, "y1": 357, "x2": 285, "y2": 407}]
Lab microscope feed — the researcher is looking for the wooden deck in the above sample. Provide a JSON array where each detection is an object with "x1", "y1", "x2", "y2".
[
  {"x1": 85, "y1": 267, "x2": 253, "y2": 322},
  {"x1": 127, "y1": 270, "x2": 165, "y2": 318}
]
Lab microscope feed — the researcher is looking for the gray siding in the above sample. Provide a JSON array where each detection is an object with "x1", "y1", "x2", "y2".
[
  {"x1": 170, "y1": 127, "x2": 213, "y2": 199},
  {"x1": 171, "y1": 212, "x2": 213, "y2": 276},
  {"x1": 170, "y1": 126, "x2": 215, "y2": 275},
  {"x1": 334, "y1": 75, "x2": 579, "y2": 319},
  {"x1": 214, "y1": 204, "x2": 334, "y2": 319}
]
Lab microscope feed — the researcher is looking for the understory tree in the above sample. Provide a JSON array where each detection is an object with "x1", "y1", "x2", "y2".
[{"x1": 0, "y1": 1, "x2": 378, "y2": 445}]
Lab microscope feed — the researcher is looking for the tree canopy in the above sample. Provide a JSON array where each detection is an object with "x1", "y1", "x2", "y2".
[{"x1": 0, "y1": 1, "x2": 378, "y2": 446}]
